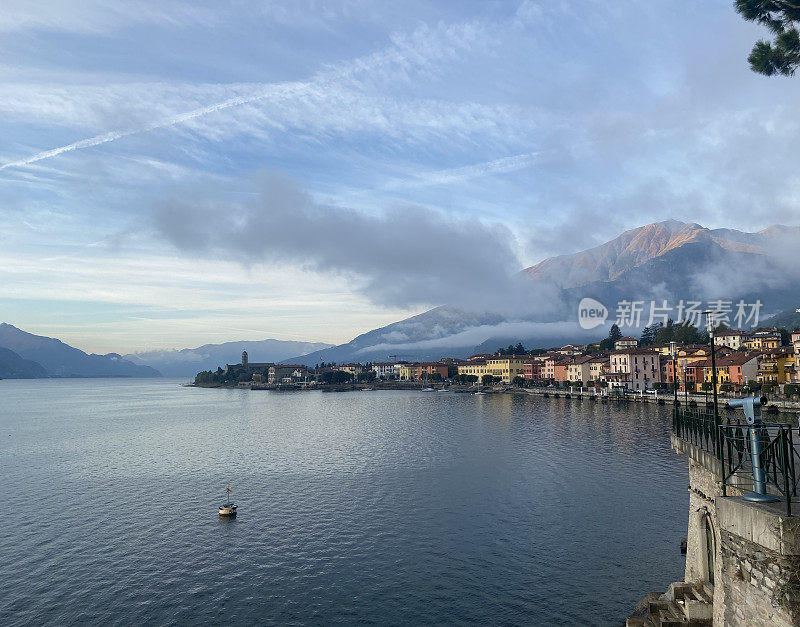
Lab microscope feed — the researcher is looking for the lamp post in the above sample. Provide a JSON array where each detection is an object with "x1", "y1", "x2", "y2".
[
  {"x1": 704, "y1": 310, "x2": 721, "y2": 424},
  {"x1": 683, "y1": 362, "x2": 688, "y2": 406},
  {"x1": 670, "y1": 341, "x2": 678, "y2": 408}
]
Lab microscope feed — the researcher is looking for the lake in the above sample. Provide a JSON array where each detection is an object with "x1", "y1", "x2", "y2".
[{"x1": 0, "y1": 379, "x2": 688, "y2": 626}]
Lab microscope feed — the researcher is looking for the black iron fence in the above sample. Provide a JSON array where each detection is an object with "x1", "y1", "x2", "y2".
[
  {"x1": 673, "y1": 407, "x2": 800, "y2": 516},
  {"x1": 672, "y1": 407, "x2": 721, "y2": 458}
]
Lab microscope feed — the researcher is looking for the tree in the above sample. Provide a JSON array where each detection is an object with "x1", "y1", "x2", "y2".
[
  {"x1": 512, "y1": 375, "x2": 525, "y2": 386},
  {"x1": 514, "y1": 342, "x2": 526, "y2": 355},
  {"x1": 743, "y1": 381, "x2": 761, "y2": 394},
  {"x1": 736, "y1": 0, "x2": 800, "y2": 76},
  {"x1": 320, "y1": 370, "x2": 354, "y2": 384},
  {"x1": 481, "y1": 374, "x2": 495, "y2": 386},
  {"x1": 640, "y1": 324, "x2": 656, "y2": 347},
  {"x1": 653, "y1": 319, "x2": 675, "y2": 345},
  {"x1": 195, "y1": 370, "x2": 213, "y2": 385},
  {"x1": 609, "y1": 323, "x2": 622, "y2": 342}
]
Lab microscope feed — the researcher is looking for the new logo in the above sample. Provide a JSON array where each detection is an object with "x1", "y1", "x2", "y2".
[{"x1": 577, "y1": 297, "x2": 608, "y2": 330}]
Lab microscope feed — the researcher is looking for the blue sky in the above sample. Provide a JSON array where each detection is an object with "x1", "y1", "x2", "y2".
[{"x1": 2, "y1": 0, "x2": 800, "y2": 353}]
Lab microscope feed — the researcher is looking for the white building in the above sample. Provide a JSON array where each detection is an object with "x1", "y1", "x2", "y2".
[
  {"x1": 614, "y1": 336, "x2": 639, "y2": 350},
  {"x1": 713, "y1": 330, "x2": 750, "y2": 350},
  {"x1": 371, "y1": 362, "x2": 397, "y2": 379}
]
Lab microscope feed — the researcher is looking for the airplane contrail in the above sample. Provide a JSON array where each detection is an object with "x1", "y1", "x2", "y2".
[
  {"x1": 391, "y1": 152, "x2": 542, "y2": 188},
  {"x1": 0, "y1": 81, "x2": 311, "y2": 171},
  {"x1": 0, "y1": 21, "x2": 477, "y2": 172}
]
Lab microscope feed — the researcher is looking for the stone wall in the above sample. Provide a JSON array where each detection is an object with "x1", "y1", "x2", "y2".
[
  {"x1": 674, "y1": 434, "x2": 800, "y2": 626},
  {"x1": 719, "y1": 530, "x2": 800, "y2": 626}
]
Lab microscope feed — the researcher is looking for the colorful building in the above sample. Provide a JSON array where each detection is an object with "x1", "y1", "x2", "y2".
[
  {"x1": 757, "y1": 347, "x2": 795, "y2": 386},
  {"x1": 523, "y1": 360, "x2": 542, "y2": 381},
  {"x1": 484, "y1": 355, "x2": 530, "y2": 383},
  {"x1": 413, "y1": 362, "x2": 449, "y2": 380},
  {"x1": 745, "y1": 329, "x2": 781, "y2": 351},
  {"x1": 608, "y1": 349, "x2": 661, "y2": 391},
  {"x1": 457, "y1": 359, "x2": 488, "y2": 380}
]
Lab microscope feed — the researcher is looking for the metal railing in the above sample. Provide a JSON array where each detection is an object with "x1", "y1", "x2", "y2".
[
  {"x1": 673, "y1": 407, "x2": 800, "y2": 516},
  {"x1": 672, "y1": 407, "x2": 722, "y2": 458}
]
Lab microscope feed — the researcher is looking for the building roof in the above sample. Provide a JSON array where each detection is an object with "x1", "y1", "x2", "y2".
[
  {"x1": 467, "y1": 353, "x2": 494, "y2": 361},
  {"x1": 610, "y1": 348, "x2": 660, "y2": 356},
  {"x1": 716, "y1": 352, "x2": 760, "y2": 366}
]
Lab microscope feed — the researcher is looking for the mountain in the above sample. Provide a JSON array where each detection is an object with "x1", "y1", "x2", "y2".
[
  {"x1": 764, "y1": 307, "x2": 800, "y2": 331},
  {"x1": 283, "y1": 308, "x2": 509, "y2": 365},
  {"x1": 0, "y1": 324, "x2": 161, "y2": 378},
  {"x1": 285, "y1": 220, "x2": 800, "y2": 364},
  {"x1": 0, "y1": 346, "x2": 48, "y2": 379},
  {"x1": 125, "y1": 339, "x2": 334, "y2": 377}
]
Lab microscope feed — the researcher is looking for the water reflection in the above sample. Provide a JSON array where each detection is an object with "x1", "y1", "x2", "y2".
[{"x1": 0, "y1": 380, "x2": 687, "y2": 627}]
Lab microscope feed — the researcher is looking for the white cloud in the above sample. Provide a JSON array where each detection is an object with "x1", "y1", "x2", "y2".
[
  {"x1": 0, "y1": 0, "x2": 215, "y2": 33},
  {"x1": 0, "y1": 19, "x2": 493, "y2": 170}
]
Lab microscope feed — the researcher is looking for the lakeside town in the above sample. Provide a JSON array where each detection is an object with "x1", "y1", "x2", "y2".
[{"x1": 193, "y1": 321, "x2": 800, "y2": 399}]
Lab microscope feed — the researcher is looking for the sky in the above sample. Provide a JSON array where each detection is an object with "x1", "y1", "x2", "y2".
[{"x1": 2, "y1": 0, "x2": 800, "y2": 354}]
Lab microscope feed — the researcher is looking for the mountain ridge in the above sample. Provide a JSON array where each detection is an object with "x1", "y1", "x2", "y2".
[
  {"x1": 0, "y1": 346, "x2": 48, "y2": 379},
  {"x1": 0, "y1": 323, "x2": 161, "y2": 378},
  {"x1": 286, "y1": 220, "x2": 800, "y2": 365},
  {"x1": 522, "y1": 220, "x2": 800, "y2": 290},
  {"x1": 125, "y1": 338, "x2": 335, "y2": 377}
]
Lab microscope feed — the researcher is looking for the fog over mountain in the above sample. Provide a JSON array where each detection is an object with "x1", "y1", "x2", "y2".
[
  {"x1": 126, "y1": 339, "x2": 334, "y2": 378},
  {"x1": 286, "y1": 220, "x2": 800, "y2": 365}
]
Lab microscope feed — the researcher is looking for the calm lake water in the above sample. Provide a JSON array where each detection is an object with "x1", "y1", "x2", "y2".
[{"x1": 0, "y1": 379, "x2": 688, "y2": 626}]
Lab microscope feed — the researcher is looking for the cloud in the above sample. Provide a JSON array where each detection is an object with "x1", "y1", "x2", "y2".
[
  {"x1": 152, "y1": 172, "x2": 564, "y2": 314},
  {"x1": 0, "y1": 20, "x2": 487, "y2": 171},
  {"x1": 354, "y1": 319, "x2": 594, "y2": 354},
  {"x1": 381, "y1": 152, "x2": 542, "y2": 190},
  {"x1": 0, "y1": 0, "x2": 214, "y2": 33}
]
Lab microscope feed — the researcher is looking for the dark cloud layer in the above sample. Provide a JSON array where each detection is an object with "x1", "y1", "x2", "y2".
[{"x1": 153, "y1": 173, "x2": 565, "y2": 316}]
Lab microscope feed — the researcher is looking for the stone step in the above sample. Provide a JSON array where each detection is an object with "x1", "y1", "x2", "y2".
[{"x1": 648, "y1": 599, "x2": 689, "y2": 626}]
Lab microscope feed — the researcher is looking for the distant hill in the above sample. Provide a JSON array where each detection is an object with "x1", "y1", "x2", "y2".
[
  {"x1": 285, "y1": 220, "x2": 800, "y2": 364},
  {"x1": 764, "y1": 307, "x2": 800, "y2": 331},
  {"x1": 0, "y1": 323, "x2": 161, "y2": 378},
  {"x1": 523, "y1": 220, "x2": 800, "y2": 291},
  {"x1": 125, "y1": 339, "x2": 334, "y2": 377},
  {"x1": 0, "y1": 346, "x2": 48, "y2": 379}
]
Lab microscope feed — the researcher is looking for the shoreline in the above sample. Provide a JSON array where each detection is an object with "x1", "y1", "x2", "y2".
[{"x1": 189, "y1": 380, "x2": 800, "y2": 415}]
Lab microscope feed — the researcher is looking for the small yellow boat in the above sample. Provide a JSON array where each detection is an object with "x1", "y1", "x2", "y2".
[{"x1": 218, "y1": 485, "x2": 237, "y2": 516}]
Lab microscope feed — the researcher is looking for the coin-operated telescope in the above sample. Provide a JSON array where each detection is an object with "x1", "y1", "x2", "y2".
[{"x1": 727, "y1": 396, "x2": 779, "y2": 503}]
